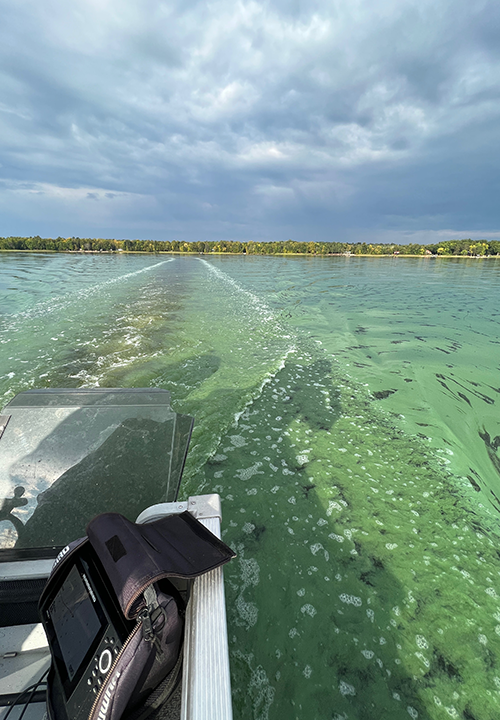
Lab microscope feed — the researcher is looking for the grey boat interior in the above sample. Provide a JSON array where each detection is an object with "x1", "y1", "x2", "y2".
[{"x1": 0, "y1": 388, "x2": 233, "y2": 720}]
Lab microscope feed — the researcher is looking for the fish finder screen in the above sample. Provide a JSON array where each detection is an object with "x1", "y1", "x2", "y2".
[{"x1": 49, "y1": 564, "x2": 102, "y2": 682}]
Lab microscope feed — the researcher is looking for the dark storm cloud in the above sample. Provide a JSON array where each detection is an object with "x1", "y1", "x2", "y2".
[{"x1": 0, "y1": 0, "x2": 499, "y2": 241}]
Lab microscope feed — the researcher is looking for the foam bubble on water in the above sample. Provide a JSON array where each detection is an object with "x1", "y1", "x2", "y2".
[
  {"x1": 407, "y1": 707, "x2": 418, "y2": 719},
  {"x1": 415, "y1": 635, "x2": 428, "y2": 650},
  {"x1": 270, "y1": 486, "x2": 280, "y2": 493},
  {"x1": 212, "y1": 453, "x2": 227, "y2": 462},
  {"x1": 310, "y1": 543, "x2": 329, "y2": 561},
  {"x1": 329, "y1": 533, "x2": 344, "y2": 543},
  {"x1": 415, "y1": 652, "x2": 430, "y2": 668},
  {"x1": 339, "y1": 594, "x2": 362, "y2": 607},
  {"x1": 288, "y1": 496, "x2": 296, "y2": 505},
  {"x1": 240, "y1": 557, "x2": 260, "y2": 586},
  {"x1": 242, "y1": 523, "x2": 256, "y2": 534},
  {"x1": 301, "y1": 604, "x2": 317, "y2": 617},
  {"x1": 248, "y1": 664, "x2": 276, "y2": 720},
  {"x1": 326, "y1": 501, "x2": 343, "y2": 516},
  {"x1": 236, "y1": 595, "x2": 258, "y2": 627},
  {"x1": 339, "y1": 681, "x2": 356, "y2": 696},
  {"x1": 303, "y1": 665, "x2": 312, "y2": 678},
  {"x1": 361, "y1": 650, "x2": 374, "y2": 659},
  {"x1": 289, "y1": 627, "x2": 299, "y2": 638},
  {"x1": 478, "y1": 634, "x2": 488, "y2": 645},
  {"x1": 386, "y1": 543, "x2": 398, "y2": 550},
  {"x1": 230, "y1": 435, "x2": 247, "y2": 447},
  {"x1": 235, "y1": 462, "x2": 264, "y2": 481},
  {"x1": 444, "y1": 706, "x2": 458, "y2": 718}
]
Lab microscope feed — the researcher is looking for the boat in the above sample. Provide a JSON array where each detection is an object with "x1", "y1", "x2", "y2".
[{"x1": 0, "y1": 388, "x2": 233, "y2": 720}]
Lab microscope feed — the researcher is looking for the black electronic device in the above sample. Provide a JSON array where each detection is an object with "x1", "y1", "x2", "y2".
[
  {"x1": 40, "y1": 544, "x2": 133, "y2": 720},
  {"x1": 39, "y1": 510, "x2": 235, "y2": 720}
]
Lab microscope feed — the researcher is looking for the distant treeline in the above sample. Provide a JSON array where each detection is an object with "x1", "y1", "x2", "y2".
[{"x1": 1, "y1": 236, "x2": 500, "y2": 256}]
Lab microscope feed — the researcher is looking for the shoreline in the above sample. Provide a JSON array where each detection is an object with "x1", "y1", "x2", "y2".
[{"x1": 1, "y1": 249, "x2": 499, "y2": 259}]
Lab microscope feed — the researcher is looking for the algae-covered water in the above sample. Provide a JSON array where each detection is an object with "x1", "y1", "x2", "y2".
[{"x1": 1, "y1": 252, "x2": 500, "y2": 719}]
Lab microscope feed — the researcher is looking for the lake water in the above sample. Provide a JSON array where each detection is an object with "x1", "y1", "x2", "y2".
[{"x1": 1, "y1": 252, "x2": 500, "y2": 720}]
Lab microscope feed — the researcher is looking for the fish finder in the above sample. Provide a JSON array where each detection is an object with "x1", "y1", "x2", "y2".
[{"x1": 40, "y1": 544, "x2": 133, "y2": 720}]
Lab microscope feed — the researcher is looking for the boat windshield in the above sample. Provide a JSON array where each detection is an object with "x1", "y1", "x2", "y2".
[{"x1": 0, "y1": 388, "x2": 193, "y2": 556}]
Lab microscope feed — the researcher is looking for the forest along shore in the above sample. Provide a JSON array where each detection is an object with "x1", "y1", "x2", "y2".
[{"x1": 1, "y1": 236, "x2": 500, "y2": 257}]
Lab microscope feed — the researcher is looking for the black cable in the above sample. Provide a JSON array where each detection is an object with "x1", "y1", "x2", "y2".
[
  {"x1": 2, "y1": 683, "x2": 39, "y2": 717},
  {"x1": 17, "y1": 669, "x2": 49, "y2": 720},
  {"x1": 3, "y1": 668, "x2": 49, "y2": 720}
]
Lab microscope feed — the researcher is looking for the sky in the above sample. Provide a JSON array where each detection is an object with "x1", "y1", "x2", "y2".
[{"x1": 1, "y1": 0, "x2": 500, "y2": 244}]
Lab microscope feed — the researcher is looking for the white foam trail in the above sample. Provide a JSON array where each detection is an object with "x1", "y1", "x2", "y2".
[
  {"x1": 194, "y1": 259, "x2": 301, "y2": 458},
  {"x1": 232, "y1": 344, "x2": 297, "y2": 428},
  {"x1": 3, "y1": 259, "x2": 174, "y2": 325},
  {"x1": 197, "y1": 258, "x2": 275, "y2": 323},
  {"x1": 5, "y1": 258, "x2": 174, "y2": 320},
  {"x1": 197, "y1": 260, "x2": 300, "y2": 425},
  {"x1": 70, "y1": 348, "x2": 165, "y2": 388},
  {"x1": 99, "y1": 259, "x2": 173, "y2": 287}
]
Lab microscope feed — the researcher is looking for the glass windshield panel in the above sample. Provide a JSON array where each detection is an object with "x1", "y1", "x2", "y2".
[{"x1": 0, "y1": 388, "x2": 193, "y2": 552}]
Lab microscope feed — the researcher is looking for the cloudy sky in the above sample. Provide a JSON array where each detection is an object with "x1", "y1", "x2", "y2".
[{"x1": 1, "y1": 0, "x2": 499, "y2": 243}]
